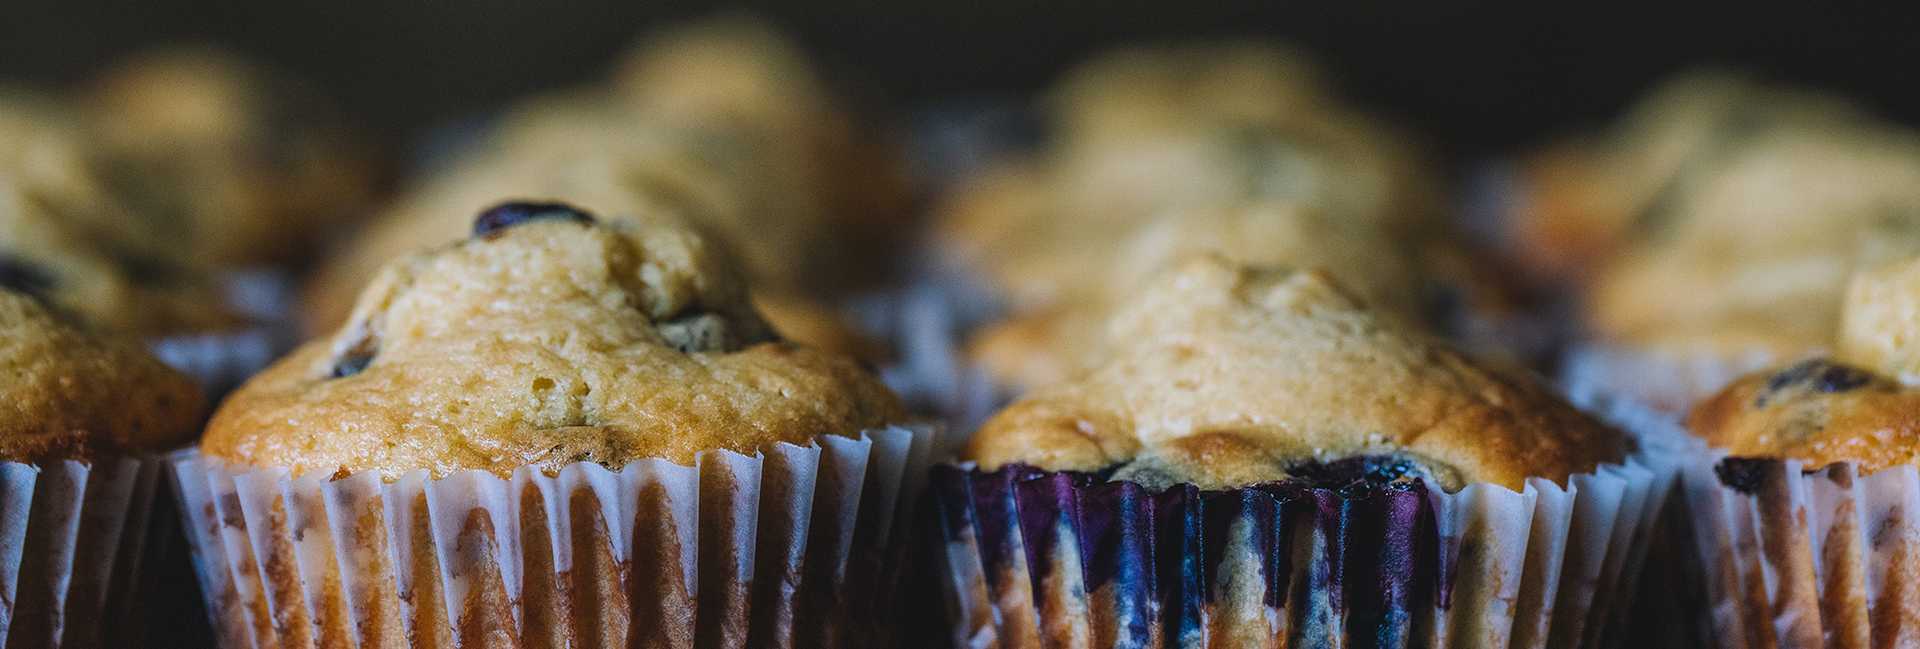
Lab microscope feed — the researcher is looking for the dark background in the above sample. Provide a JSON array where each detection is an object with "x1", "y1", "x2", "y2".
[{"x1": 6, "y1": 2, "x2": 1920, "y2": 164}]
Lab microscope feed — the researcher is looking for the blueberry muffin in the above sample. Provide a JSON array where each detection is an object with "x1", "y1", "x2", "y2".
[
  {"x1": 967, "y1": 255, "x2": 1624, "y2": 491},
  {"x1": 1680, "y1": 256, "x2": 1920, "y2": 648},
  {"x1": 0, "y1": 288, "x2": 204, "y2": 462},
  {"x1": 1576, "y1": 116, "x2": 1920, "y2": 410},
  {"x1": 615, "y1": 14, "x2": 912, "y2": 263},
  {"x1": 85, "y1": 46, "x2": 378, "y2": 267},
  {"x1": 206, "y1": 201, "x2": 904, "y2": 477},
  {"x1": 186, "y1": 202, "x2": 919, "y2": 649},
  {"x1": 0, "y1": 172, "x2": 242, "y2": 336},
  {"x1": 933, "y1": 257, "x2": 1648, "y2": 648},
  {"x1": 1509, "y1": 69, "x2": 1863, "y2": 285}
]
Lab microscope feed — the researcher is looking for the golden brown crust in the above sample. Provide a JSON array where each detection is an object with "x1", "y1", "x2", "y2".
[
  {"x1": 86, "y1": 46, "x2": 378, "y2": 267},
  {"x1": 965, "y1": 256, "x2": 1627, "y2": 491},
  {"x1": 207, "y1": 210, "x2": 904, "y2": 478},
  {"x1": 1687, "y1": 359, "x2": 1920, "y2": 473},
  {"x1": 961, "y1": 200, "x2": 1427, "y2": 393},
  {"x1": 0, "y1": 291, "x2": 205, "y2": 462}
]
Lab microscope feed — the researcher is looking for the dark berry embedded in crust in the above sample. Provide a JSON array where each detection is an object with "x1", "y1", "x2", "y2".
[
  {"x1": 0, "y1": 256, "x2": 55, "y2": 301},
  {"x1": 1755, "y1": 358, "x2": 1878, "y2": 408},
  {"x1": 1714, "y1": 457, "x2": 1777, "y2": 494},
  {"x1": 471, "y1": 201, "x2": 597, "y2": 239}
]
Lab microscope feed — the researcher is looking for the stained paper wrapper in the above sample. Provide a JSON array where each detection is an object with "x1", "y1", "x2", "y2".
[
  {"x1": 1677, "y1": 446, "x2": 1920, "y2": 648},
  {"x1": 170, "y1": 424, "x2": 938, "y2": 649},
  {"x1": 0, "y1": 457, "x2": 167, "y2": 648},
  {"x1": 928, "y1": 443, "x2": 1678, "y2": 649}
]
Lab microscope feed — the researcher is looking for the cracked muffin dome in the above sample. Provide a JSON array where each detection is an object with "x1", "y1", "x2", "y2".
[
  {"x1": 201, "y1": 202, "x2": 905, "y2": 478},
  {"x1": 1690, "y1": 257, "x2": 1920, "y2": 472},
  {"x1": 965, "y1": 255, "x2": 1628, "y2": 491},
  {"x1": 0, "y1": 289, "x2": 204, "y2": 463}
]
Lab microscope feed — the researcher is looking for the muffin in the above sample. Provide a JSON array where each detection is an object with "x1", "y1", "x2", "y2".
[
  {"x1": 0, "y1": 287, "x2": 206, "y2": 647},
  {"x1": 1505, "y1": 69, "x2": 1863, "y2": 287},
  {"x1": 85, "y1": 46, "x2": 378, "y2": 268},
  {"x1": 1568, "y1": 113, "x2": 1920, "y2": 413},
  {"x1": 1677, "y1": 257, "x2": 1920, "y2": 647},
  {"x1": 614, "y1": 13, "x2": 914, "y2": 269},
  {"x1": 931, "y1": 256, "x2": 1663, "y2": 647},
  {"x1": 175, "y1": 202, "x2": 934, "y2": 648}
]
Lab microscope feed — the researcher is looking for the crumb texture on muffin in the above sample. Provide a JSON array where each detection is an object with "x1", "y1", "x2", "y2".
[
  {"x1": 0, "y1": 290, "x2": 204, "y2": 462},
  {"x1": 1686, "y1": 358, "x2": 1919, "y2": 473},
  {"x1": 965, "y1": 255, "x2": 1626, "y2": 491},
  {"x1": 202, "y1": 207, "x2": 903, "y2": 478}
]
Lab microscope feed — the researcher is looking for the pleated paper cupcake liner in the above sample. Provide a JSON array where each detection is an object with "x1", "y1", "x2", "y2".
[
  {"x1": 171, "y1": 424, "x2": 938, "y2": 649},
  {"x1": 1560, "y1": 343, "x2": 1791, "y2": 417},
  {"x1": 1680, "y1": 451, "x2": 1920, "y2": 648},
  {"x1": 0, "y1": 457, "x2": 165, "y2": 649},
  {"x1": 928, "y1": 444, "x2": 1678, "y2": 649}
]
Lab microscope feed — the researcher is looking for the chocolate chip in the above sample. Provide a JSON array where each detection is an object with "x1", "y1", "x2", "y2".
[
  {"x1": 0, "y1": 256, "x2": 55, "y2": 302},
  {"x1": 1714, "y1": 457, "x2": 1778, "y2": 494},
  {"x1": 472, "y1": 201, "x2": 596, "y2": 239}
]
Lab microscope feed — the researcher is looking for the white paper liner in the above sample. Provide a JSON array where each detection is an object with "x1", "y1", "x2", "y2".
[
  {"x1": 1678, "y1": 444, "x2": 1920, "y2": 648},
  {"x1": 0, "y1": 457, "x2": 164, "y2": 648},
  {"x1": 1561, "y1": 342, "x2": 1797, "y2": 417},
  {"x1": 170, "y1": 425, "x2": 938, "y2": 649},
  {"x1": 935, "y1": 444, "x2": 1679, "y2": 649}
]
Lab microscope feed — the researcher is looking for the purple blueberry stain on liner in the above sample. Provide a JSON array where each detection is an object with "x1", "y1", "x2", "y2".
[
  {"x1": 932, "y1": 458, "x2": 1451, "y2": 645},
  {"x1": 471, "y1": 201, "x2": 597, "y2": 239}
]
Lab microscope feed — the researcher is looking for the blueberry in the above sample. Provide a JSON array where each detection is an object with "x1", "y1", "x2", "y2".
[
  {"x1": 330, "y1": 352, "x2": 373, "y2": 378},
  {"x1": 0, "y1": 256, "x2": 55, "y2": 301},
  {"x1": 1714, "y1": 457, "x2": 1778, "y2": 494},
  {"x1": 472, "y1": 201, "x2": 596, "y2": 239},
  {"x1": 1757, "y1": 359, "x2": 1875, "y2": 407}
]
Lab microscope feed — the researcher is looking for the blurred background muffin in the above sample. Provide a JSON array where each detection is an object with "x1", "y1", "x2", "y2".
[{"x1": 84, "y1": 46, "x2": 383, "y2": 270}]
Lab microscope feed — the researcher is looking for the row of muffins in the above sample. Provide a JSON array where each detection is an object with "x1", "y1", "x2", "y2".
[{"x1": 5, "y1": 16, "x2": 1920, "y2": 649}]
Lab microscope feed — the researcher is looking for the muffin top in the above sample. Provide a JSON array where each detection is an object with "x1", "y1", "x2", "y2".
[
  {"x1": 0, "y1": 289, "x2": 204, "y2": 462},
  {"x1": 1690, "y1": 257, "x2": 1920, "y2": 472},
  {"x1": 963, "y1": 201, "x2": 1427, "y2": 392},
  {"x1": 0, "y1": 174, "x2": 242, "y2": 336},
  {"x1": 965, "y1": 255, "x2": 1627, "y2": 491},
  {"x1": 86, "y1": 46, "x2": 377, "y2": 267},
  {"x1": 206, "y1": 203, "x2": 904, "y2": 478},
  {"x1": 1047, "y1": 42, "x2": 1331, "y2": 151},
  {"x1": 1510, "y1": 70, "x2": 1865, "y2": 286},
  {"x1": 1686, "y1": 359, "x2": 1918, "y2": 473}
]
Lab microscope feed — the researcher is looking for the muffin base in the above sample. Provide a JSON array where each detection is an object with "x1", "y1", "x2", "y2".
[
  {"x1": 171, "y1": 425, "x2": 937, "y2": 649},
  {"x1": 1681, "y1": 452, "x2": 1920, "y2": 648},
  {"x1": 0, "y1": 457, "x2": 164, "y2": 648},
  {"x1": 929, "y1": 449, "x2": 1673, "y2": 649}
]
